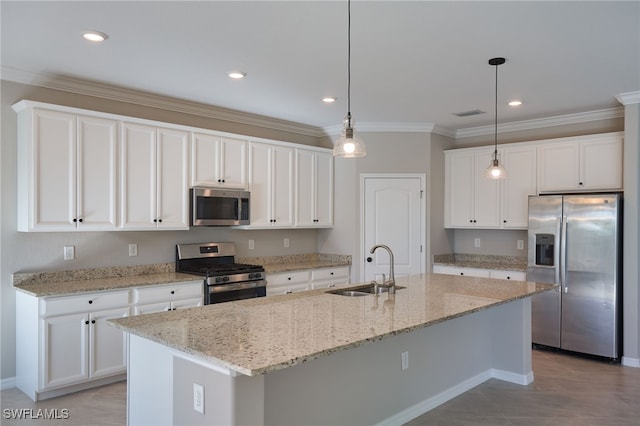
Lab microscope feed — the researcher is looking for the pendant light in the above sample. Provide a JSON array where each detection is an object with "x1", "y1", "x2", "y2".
[
  {"x1": 333, "y1": 0, "x2": 366, "y2": 158},
  {"x1": 485, "y1": 57, "x2": 507, "y2": 179}
]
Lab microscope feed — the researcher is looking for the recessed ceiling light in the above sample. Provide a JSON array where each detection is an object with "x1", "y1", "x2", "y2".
[
  {"x1": 322, "y1": 97, "x2": 337, "y2": 103},
  {"x1": 83, "y1": 31, "x2": 108, "y2": 42},
  {"x1": 228, "y1": 71, "x2": 246, "y2": 79},
  {"x1": 508, "y1": 100, "x2": 523, "y2": 107}
]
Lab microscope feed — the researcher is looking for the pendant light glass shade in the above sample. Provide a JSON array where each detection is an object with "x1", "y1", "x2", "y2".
[
  {"x1": 333, "y1": 0, "x2": 366, "y2": 158},
  {"x1": 333, "y1": 113, "x2": 366, "y2": 157},
  {"x1": 485, "y1": 57, "x2": 506, "y2": 179}
]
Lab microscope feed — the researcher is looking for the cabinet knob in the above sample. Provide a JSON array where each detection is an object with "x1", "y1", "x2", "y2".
[
  {"x1": 579, "y1": 182, "x2": 584, "y2": 186},
  {"x1": 287, "y1": 277, "x2": 291, "y2": 281},
  {"x1": 460, "y1": 272, "x2": 464, "y2": 276},
  {"x1": 503, "y1": 220, "x2": 507, "y2": 223},
  {"x1": 85, "y1": 320, "x2": 89, "y2": 325},
  {"x1": 170, "y1": 290, "x2": 175, "y2": 294},
  {"x1": 366, "y1": 257, "x2": 372, "y2": 262},
  {"x1": 78, "y1": 218, "x2": 83, "y2": 223},
  {"x1": 330, "y1": 272, "x2": 334, "y2": 275},
  {"x1": 73, "y1": 218, "x2": 77, "y2": 223},
  {"x1": 158, "y1": 219, "x2": 162, "y2": 223},
  {"x1": 153, "y1": 219, "x2": 157, "y2": 223},
  {"x1": 88, "y1": 300, "x2": 93, "y2": 304},
  {"x1": 91, "y1": 319, "x2": 96, "y2": 324}
]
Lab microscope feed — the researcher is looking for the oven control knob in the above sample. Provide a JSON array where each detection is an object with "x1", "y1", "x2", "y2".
[
  {"x1": 215, "y1": 277, "x2": 223, "y2": 284},
  {"x1": 222, "y1": 276, "x2": 230, "y2": 282}
]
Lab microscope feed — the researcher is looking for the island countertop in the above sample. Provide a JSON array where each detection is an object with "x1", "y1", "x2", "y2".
[{"x1": 109, "y1": 273, "x2": 554, "y2": 377}]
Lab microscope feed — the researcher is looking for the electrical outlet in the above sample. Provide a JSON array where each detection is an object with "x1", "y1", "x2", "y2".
[
  {"x1": 517, "y1": 239, "x2": 524, "y2": 250},
  {"x1": 284, "y1": 237, "x2": 290, "y2": 248},
  {"x1": 248, "y1": 239, "x2": 255, "y2": 250},
  {"x1": 401, "y1": 351, "x2": 409, "y2": 370},
  {"x1": 474, "y1": 238, "x2": 481, "y2": 248},
  {"x1": 128, "y1": 243, "x2": 138, "y2": 257},
  {"x1": 193, "y1": 383, "x2": 204, "y2": 414},
  {"x1": 63, "y1": 245, "x2": 75, "y2": 260}
]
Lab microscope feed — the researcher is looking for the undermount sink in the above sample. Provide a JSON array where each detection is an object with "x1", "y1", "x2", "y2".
[{"x1": 327, "y1": 284, "x2": 406, "y2": 297}]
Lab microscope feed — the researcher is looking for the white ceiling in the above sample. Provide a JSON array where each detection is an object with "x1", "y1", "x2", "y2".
[{"x1": 2, "y1": 1, "x2": 639, "y2": 136}]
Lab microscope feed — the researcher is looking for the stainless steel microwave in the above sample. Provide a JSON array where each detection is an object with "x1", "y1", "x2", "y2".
[{"x1": 190, "y1": 187, "x2": 250, "y2": 226}]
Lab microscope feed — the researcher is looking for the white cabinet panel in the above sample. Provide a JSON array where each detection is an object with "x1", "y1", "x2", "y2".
[
  {"x1": 445, "y1": 148, "x2": 499, "y2": 228},
  {"x1": 14, "y1": 105, "x2": 117, "y2": 232},
  {"x1": 247, "y1": 143, "x2": 294, "y2": 228},
  {"x1": 89, "y1": 307, "x2": 129, "y2": 379},
  {"x1": 432, "y1": 265, "x2": 491, "y2": 278},
  {"x1": 41, "y1": 313, "x2": 88, "y2": 389},
  {"x1": 295, "y1": 149, "x2": 333, "y2": 227},
  {"x1": 120, "y1": 122, "x2": 189, "y2": 230},
  {"x1": 311, "y1": 266, "x2": 350, "y2": 289},
  {"x1": 191, "y1": 133, "x2": 247, "y2": 188},
  {"x1": 266, "y1": 270, "x2": 310, "y2": 296},
  {"x1": 537, "y1": 133, "x2": 623, "y2": 192},
  {"x1": 501, "y1": 145, "x2": 537, "y2": 229}
]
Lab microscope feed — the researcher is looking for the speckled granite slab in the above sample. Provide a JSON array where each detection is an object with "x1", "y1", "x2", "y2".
[
  {"x1": 433, "y1": 253, "x2": 527, "y2": 272},
  {"x1": 109, "y1": 274, "x2": 554, "y2": 377},
  {"x1": 13, "y1": 253, "x2": 351, "y2": 297},
  {"x1": 238, "y1": 253, "x2": 351, "y2": 273}
]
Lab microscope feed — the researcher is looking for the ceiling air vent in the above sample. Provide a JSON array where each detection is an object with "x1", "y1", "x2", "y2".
[{"x1": 453, "y1": 109, "x2": 486, "y2": 117}]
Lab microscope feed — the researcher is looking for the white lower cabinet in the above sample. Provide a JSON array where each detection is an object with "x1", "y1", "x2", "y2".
[
  {"x1": 132, "y1": 281, "x2": 202, "y2": 314},
  {"x1": 433, "y1": 264, "x2": 526, "y2": 281},
  {"x1": 16, "y1": 290, "x2": 130, "y2": 400},
  {"x1": 311, "y1": 266, "x2": 350, "y2": 289},
  {"x1": 267, "y1": 271, "x2": 310, "y2": 296},
  {"x1": 267, "y1": 266, "x2": 351, "y2": 295}
]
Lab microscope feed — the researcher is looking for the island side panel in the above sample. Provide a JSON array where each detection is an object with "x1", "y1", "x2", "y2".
[{"x1": 263, "y1": 299, "x2": 532, "y2": 426}]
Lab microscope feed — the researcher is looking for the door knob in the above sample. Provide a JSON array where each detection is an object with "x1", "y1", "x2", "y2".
[{"x1": 366, "y1": 257, "x2": 372, "y2": 262}]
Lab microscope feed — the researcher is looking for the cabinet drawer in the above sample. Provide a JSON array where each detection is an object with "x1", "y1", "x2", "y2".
[
  {"x1": 311, "y1": 266, "x2": 349, "y2": 281},
  {"x1": 134, "y1": 281, "x2": 202, "y2": 304},
  {"x1": 41, "y1": 290, "x2": 130, "y2": 316},
  {"x1": 267, "y1": 271, "x2": 310, "y2": 286},
  {"x1": 490, "y1": 270, "x2": 526, "y2": 281},
  {"x1": 432, "y1": 265, "x2": 491, "y2": 278}
]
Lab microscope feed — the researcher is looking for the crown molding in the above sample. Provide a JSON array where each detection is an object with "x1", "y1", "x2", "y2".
[
  {"x1": 455, "y1": 107, "x2": 625, "y2": 139},
  {"x1": 1, "y1": 66, "x2": 326, "y2": 138},
  {"x1": 3, "y1": 66, "x2": 628, "y2": 140},
  {"x1": 615, "y1": 91, "x2": 640, "y2": 105}
]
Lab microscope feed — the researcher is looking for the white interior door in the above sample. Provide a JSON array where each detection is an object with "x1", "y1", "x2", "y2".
[{"x1": 362, "y1": 175, "x2": 425, "y2": 282}]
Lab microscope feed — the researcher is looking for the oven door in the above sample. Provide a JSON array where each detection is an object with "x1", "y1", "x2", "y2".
[{"x1": 205, "y1": 280, "x2": 266, "y2": 304}]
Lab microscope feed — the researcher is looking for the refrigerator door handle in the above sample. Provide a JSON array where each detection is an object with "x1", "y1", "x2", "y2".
[
  {"x1": 554, "y1": 216, "x2": 562, "y2": 288},
  {"x1": 560, "y1": 216, "x2": 568, "y2": 293}
]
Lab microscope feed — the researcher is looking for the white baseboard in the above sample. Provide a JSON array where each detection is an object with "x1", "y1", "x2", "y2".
[
  {"x1": 622, "y1": 356, "x2": 640, "y2": 368},
  {"x1": 377, "y1": 368, "x2": 532, "y2": 426},
  {"x1": 1, "y1": 376, "x2": 16, "y2": 391}
]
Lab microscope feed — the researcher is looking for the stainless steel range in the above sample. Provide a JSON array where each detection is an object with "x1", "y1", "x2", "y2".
[{"x1": 176, "y1": 242, "x2": 266, "y2": 304}]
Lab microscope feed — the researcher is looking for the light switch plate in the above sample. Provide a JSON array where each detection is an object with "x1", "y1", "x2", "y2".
[
  {"x1": 128, "y1": 243, "x2": 138, "y2": 257},
  {"x1": 63, "y1": 245, "x2": 75, "y2": 260},
  {"x1": 517, "y1": 240, "x2": 524, "y2": 250},
  {"x1": 474, "y1": 238, "x2": 481, "y2": 248}
]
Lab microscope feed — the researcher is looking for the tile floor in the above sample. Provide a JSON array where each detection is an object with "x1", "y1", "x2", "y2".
[{"x1": 1, "y1": 349, "x2": 639, "y2": 425}]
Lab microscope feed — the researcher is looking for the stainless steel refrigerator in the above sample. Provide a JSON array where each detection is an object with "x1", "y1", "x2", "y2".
[{"x1": 527, "y1": 193, "x2": 622, "y2": 359}]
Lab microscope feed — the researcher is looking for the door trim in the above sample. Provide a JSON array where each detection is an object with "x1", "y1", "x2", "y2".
[{"x1": 360, "y1": 173, "x2": 427, "y2": 282}]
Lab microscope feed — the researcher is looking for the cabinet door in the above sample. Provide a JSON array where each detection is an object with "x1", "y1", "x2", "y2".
[
  {"x1": 219, "y1": 138, "x2": 247, "y2": 188},
  {"x1": 473, "y1": 149, "x2": 500, "y2": 227},
  {"x1": 538, "y1": 142, "x2": 580, "y2": 192},
  {"x1": 314, "y1": 152, "x2": 334, "y2": 227},
  {"x1": 42, "y1": 313, "x2": 88, "y2": 389},
  {"x1": 89, "y1": 307, "x2": 129, "y2": 379},
  {"x1": 248, "y1": 143, "x2": 272, "y2": 227},
  {"x1": 445, "y1": 151, "x2": 474, "y2": 227},
  {"x1": 76, "y1": 115, "x2": 117, "y2": 230},
  {"x1": 295, "y1": 149, "x2": 315, "y2": 227},
  {"x1": 31, "y1": 109, "x2": 76, "y2": 230},
  {"x1": 271, "y1": 146, "x2": 294, "y2": 227},
  {"x1": 191, "y1": 132, "x2": 219, "y2": 187},
  {"x1": 580, "y1": 137, "x2": 623, "y2": 190},
  {"x1": 121, "y1": 122, "x2": 157, "y2": 229},
  {"x1": 156, "y1": 127, "x2": 189, "y2": 229},
  {"x1": 501, "y1": 146, "x2": 536, "y2": 229}
]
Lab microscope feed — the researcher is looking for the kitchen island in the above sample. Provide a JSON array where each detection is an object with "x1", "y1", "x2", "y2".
[{"x1": 110, "y1": 273, "x2": 553, "y2": 426}]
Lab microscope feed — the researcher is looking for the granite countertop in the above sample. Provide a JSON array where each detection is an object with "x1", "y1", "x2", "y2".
[
  {"x1": 109, "y1": 274, "x2": 554, "y2": 377},
  {"x1": 12, "y1": 253, "x2": 352, "y2": 298},
  {"x1": 433, "y1": 254, "x2": 527, "y2": 272}
]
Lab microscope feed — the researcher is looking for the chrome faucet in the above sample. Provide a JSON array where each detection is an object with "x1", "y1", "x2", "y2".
[{"x1": 369, "y1": 244, "x2": 396, "y2": 294}]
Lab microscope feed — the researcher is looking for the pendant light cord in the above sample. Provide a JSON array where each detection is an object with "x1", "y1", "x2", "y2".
[
  {"x1": 347, "y1": 0, "x2": 351, "y2": 118},
  {"x1": 494, "y1": 61, "x2": 498, "y2": 158}
]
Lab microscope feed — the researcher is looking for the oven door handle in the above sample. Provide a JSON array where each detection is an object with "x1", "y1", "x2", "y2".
[{"x1": 208, "y1": 280, "x2": 266, "y2": 293}]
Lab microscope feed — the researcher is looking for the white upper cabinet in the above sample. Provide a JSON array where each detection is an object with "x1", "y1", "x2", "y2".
[
  {"x1": 247, "y1": 142, "x2": 294, "y2": 228},
  {"x1": 501, "y1": 145, "x2": 537, "y2": 229},
  {"x1": 191, "y1": 133, "x2": 247, "y2": 189},
  {"x1": 445, "y1": 132, "x2": 623, "y2": 230},
  {"x1": 537, "y1": 133, "x2": 623, "y2": 192},
  {"x1": 445, "y1": 147, "x2": 500, "y2": 228},
  {"x1": 14, "y1": 104, "x2": 117, "y2": 232},
  {"x1": 120, "y1": 122, "x2": 189, "y2": 230},
  {"x1": 295, "y1": 149, "x2": 334, "y2": 227}
]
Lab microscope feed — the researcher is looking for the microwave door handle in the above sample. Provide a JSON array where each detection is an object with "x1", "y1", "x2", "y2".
[{"x1": 238, "y1": 197, "x2": 243, "y2": 222}]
